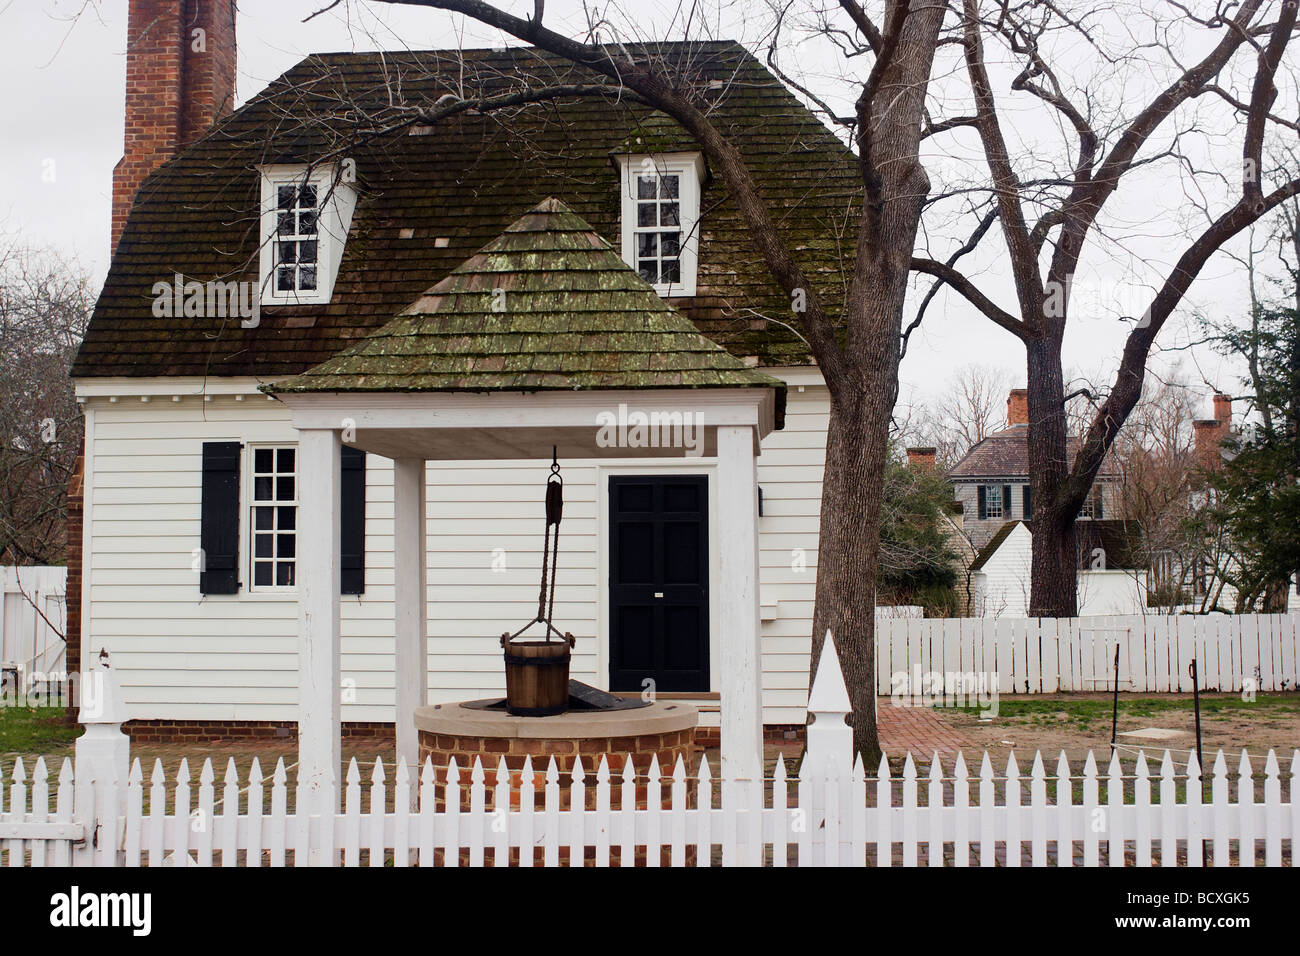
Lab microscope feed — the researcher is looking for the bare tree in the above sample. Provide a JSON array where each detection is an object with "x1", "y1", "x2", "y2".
[
  {"x1": 0, "y1": 242, "x2": 91, "y2": 566},
  {"x1": 910, "y1": 0, "x2": 1300, "y2": 615}
]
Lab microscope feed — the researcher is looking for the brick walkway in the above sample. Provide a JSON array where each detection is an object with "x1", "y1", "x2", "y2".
[{"x1": 877, "y1": 704, "x2": 971, "y2": 759}]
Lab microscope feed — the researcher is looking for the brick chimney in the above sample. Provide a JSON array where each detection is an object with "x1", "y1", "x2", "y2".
[
  {"x1": 1212, "y1": 393, "x2": 1232, "y2": 442},
  {"x1": 906, "y1": 446, "x2": 937, "y2": 470},
  {"x1": 1193, "y1": 419, "x2": 1222, "y2": 470},
  {"x1": 111, "y1": 0, "x2": 237, "y2": 252},
  {"x1": 1006, "y1": 388, "x2": 1029, "y2": 427}
]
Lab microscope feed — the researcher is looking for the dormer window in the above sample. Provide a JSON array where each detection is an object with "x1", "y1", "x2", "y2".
[
  {"x1": 616, "y1": 153, "x2": 704, "y2": 297},
  {"x1": 258, "y1": 164, "x2": 357, "y2": 306},
  {"x1": 274, "y1": 182, "x2": 319, "y2": 294}
]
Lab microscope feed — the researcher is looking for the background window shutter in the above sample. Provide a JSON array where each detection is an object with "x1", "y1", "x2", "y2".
[
  {"x1": 977, "y1": 485, "x2": 987, "y2": 519},
  {"x1": 1093, "y1": 487, "x2": 1104, "y2": 519},
  {"x1": 1002, "y1": 485, "x2": 1012, "y2": 515},
  {"x1": 340, "y1": 446, "x2": 367, "y2": 595},
  {"x1": 200, "y1": 442, "x2": 241, "y2": 594},
  {"x1": 1022, "y1": 485, "x2": 1032, "y2": 520}
]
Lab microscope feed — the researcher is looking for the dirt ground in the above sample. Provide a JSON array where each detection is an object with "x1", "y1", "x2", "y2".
[{"x1": 945, "y1": 691, "x2": 1300, "y2": 769}]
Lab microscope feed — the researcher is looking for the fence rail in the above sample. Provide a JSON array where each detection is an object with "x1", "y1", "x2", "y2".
[
  {"x1": 874, "y1": 613, "x2": 1300, "y2": 695},
  {"x1": 1, "y1": 748, "x2": 1295, "y2": 867}
]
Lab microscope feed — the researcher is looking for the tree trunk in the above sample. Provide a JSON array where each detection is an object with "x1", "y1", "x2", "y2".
[
  {"x1": 1026, "y1": 336, "x2": 1080, "y2": 617},
  {"x1": 811, "y1": 386, "x2": 890, "y2": 767}
]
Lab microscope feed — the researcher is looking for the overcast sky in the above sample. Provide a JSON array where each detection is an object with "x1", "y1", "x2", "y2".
[{"x1": 0, "y1": 0, "x2": 1273, "y2": 419}]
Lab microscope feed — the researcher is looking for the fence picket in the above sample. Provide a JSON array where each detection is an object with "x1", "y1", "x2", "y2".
[
  {"x1": 1158, "y1": 752, "x2": 1176, "y2": 866},
  {"x1": 1211, "y1": 752, "x2": 1229, "y2": 866},
  {"x1": 219, "y1": 758, "x2": 238, "y2": 867},
  {"x1": 1263, "y1": 752, "x2": 1281, "y2": 867},
  {"x1": 194, "y1": 760, "x2": 214, "y2": 867},
  {"x1": 491, "y1": 758, "x2": 509, "y2": 868},
  {"x1": 1081, "y1": 753, "x2": 1099, "y2": 867},
  {"x1": 1186, "y1": 752, "x2": 1203, "y2": 868},
  {"x1": 953, "y1": 752, "x2": 970, "y2": 867},
  {"x1": 621, "y1": 756, "x2": 637, "y2": 867},
  {"x1": 1053, "y1": 753, "x2": 1071, "y2": 867},
  {"x1": 1238, "y1": 752, "x2": 1255, "y2": 868},
  {"x1": 418, "y1": 757, "x2": 436, "y2": 867},
  {"x1": 394, "y1": 758, "x2": 411, "y2": 867},
  {"x1": 927, "y1": 755, "x2": 943, "y2": 868},
  {"x1": 1107, "y1": 751, "x2": 1124, "y2": 867},
  {"x1": 772, "y1": 754, "x2": 788, "y2": 868},
  {"x1": 368, "y1": 759, "x2": 386, "y2": 867},
  {"x1": 247, "y1": 758, "x2": 264, "y2": 868}
]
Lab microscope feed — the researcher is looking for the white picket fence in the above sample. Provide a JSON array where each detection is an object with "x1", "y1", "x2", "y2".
[
  {"x1": 874, "y1": 613, "x2": 1300, "y2": 695},
  {"x1": 2, "y1": 746, "x2": 1296, "y2": 867},
  {"x1": 0, "y1": 566, "x2": 67, "y2": 690},
  {"x1": 0, "y1": 647, "x2": 1296, "y2": 868}
]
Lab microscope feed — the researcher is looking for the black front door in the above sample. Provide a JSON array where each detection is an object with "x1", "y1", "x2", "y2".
[{"x1": 608, "y1": 476, "x2": 709, "y2": 692}]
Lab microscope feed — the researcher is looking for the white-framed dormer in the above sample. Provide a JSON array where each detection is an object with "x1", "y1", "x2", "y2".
[
  {"x1": 257, "y1": 163, "x2": 358, "y2": 306},
  {"x1": 615, "y1": 152, "x2": 706, "y2": 298}
]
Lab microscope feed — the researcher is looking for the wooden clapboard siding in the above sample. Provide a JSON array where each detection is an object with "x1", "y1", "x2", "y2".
[{"x1": 81, "y1": 369, "x2": 831, "y2": 724}]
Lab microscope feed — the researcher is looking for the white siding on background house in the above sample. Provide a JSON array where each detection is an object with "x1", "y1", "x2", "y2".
[
  {"x1": 970, "y1": 524, "x2": 1033, "y2": 618},
  {"x1": 79, "y1": 369, "x2": 829, "y2": 727}
]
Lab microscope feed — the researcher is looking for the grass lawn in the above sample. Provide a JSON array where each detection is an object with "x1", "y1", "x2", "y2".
[
  {"x1": 956, "y1": 693, "x2": 1300, "y2": 726},
  {"x1": 0, "y1": 705, "x2": 79, "y2": 758}
]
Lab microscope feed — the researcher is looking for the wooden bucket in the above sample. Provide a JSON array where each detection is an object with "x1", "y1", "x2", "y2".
[{"x1": 501, "y1": 634, "x2": 575, "y2": 716}]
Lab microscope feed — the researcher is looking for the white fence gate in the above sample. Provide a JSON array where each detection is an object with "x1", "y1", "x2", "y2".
[
  {"x1": 874, "y1": 613, "x2": 1300, "y2": 695},
  {"x1": 0, "y1": 566, "x2": 67, "y2": 692},
  {"x1": 0, "y1": 646, "x2": 1294, "y2": 867}
]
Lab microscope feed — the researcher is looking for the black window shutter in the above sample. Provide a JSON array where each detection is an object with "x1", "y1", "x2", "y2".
[
  {"x1": 1002, "y1": 485, "x2": 1012, "y2": 515},
  {"x1": 1093, "y1": 487, "x2": 1104, "y2": 519},
  {"x1": 340, "y1": 446, "x2": 367, "y2": 595},
  {"x1": 1023, "y1": 485, "x2": 1033, "y2": 520},
  {"x1": 199, "y1": 442, "x2": 241, "y2": 594},
  {"x1": 977, "y1": 485, "x2": 987, "y2": 519}
]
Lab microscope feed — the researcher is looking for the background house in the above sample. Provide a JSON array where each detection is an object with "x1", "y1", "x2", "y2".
[
  {"x1": 968, "y1": 519, "x2": 1148, "y2": 617},
  {"x1": 944, "y1": 389, "x2": 1119, "y2": 551}
]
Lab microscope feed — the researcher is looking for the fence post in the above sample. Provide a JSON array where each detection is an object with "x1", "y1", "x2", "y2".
[
  {"x1": 73, "y1": 654, "x2": 131, "y2": 866},
  {"x1": 806, "y1": 631, "x2": 853, "y2": 865}
]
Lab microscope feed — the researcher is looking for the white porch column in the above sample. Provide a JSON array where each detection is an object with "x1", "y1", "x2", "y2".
[
  {"x1": 297, "y1": 427, "x2": 342, "y2": 817},
  {"x1": 716, "y1": 424, "x2": 763, "y2": 780},
  {"x1": 393, "y1": 457, "x2": 428, "y2": 770}
]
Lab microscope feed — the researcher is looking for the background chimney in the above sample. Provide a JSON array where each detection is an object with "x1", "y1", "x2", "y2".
[
  {"x1": 111, "y1": 0, "x2": 237, "y2": 252},
  {"x1": 1193, "y1": 419, "x2": 1222, "y2": 470},
  {"x1": 906, "y1": 446, "x2": 937, "y2": 470},
  {"x1": 1006, "y1": 388, "x2": 1029, "y2": 427},
  {"x1": 1212, "y1": 393, "x2": 1232, "y2": 442}
]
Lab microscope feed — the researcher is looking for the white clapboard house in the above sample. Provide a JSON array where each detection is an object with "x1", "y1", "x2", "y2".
[{"x1": 70, "y1": 1, "x2": 860, "y2": 766}]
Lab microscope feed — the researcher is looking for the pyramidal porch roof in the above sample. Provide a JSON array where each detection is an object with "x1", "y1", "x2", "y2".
[{"x1": 265, "y1": 197, "x2": 786, "y2": 424}]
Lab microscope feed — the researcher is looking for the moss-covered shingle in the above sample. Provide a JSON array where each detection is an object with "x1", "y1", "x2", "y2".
[{"x1": 266, "y1": 198, "x2": 786, "y2": 422}]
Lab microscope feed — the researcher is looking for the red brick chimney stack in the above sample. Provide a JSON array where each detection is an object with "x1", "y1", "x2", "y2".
[
  {"x1": 1212, "y1": 393, "x2": 1232, "y2": 443},
  {"x1": 906, "y1": 447, "x2": 937, "y2": 470},
  {"x1": 1006, "y1": 388, "x2": 1029, "y2": 428},
  {"x1": 1193, "y1": 419, "x2": 1222, "y2": 470},
  {"x1": 111, "y1": 0, "x2": 237, "y2": 252}
]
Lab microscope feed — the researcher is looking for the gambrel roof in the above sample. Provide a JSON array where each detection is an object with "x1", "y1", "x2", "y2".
[
  {"x1": 948, "y1": 426, "x2": 1121, "y2": 481},
  {"x1": 267, "y1": 198, "x2": 786, "y2": 420},
  {"x1": 74, "y1": 42, "x2": 860, "y2": 380}
]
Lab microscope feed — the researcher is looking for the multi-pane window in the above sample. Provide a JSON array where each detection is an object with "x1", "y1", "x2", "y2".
[
  {"x1": 251, "y1": 447, "x2": 296, "y2": 588},
  {"x1": 633, "y1": 172, "x2": 682, "y2": 286},
  {"x1": 1079, "y1": 486, "x2": 1103, "y2": 519},
  {"x1": 273, "y1": 182, "x2": 319, "y2": 295},
  {"x1": 619, "y1": 153, "x2": 703, "y2": 296},
  {"x1": 983, "y1": 485, "x2": 1004, "y2": 519},
  {"x1": 259, "y1": 164, "x2": 356, "y2": 305}
]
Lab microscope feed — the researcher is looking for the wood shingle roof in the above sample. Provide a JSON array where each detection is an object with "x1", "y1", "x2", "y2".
[
  {"x1": 265, "y1": 197, "x2": 786, "y2": 418},
  {"x1": 74, "y1": 42, "x2": 861, "y2": 380}
]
